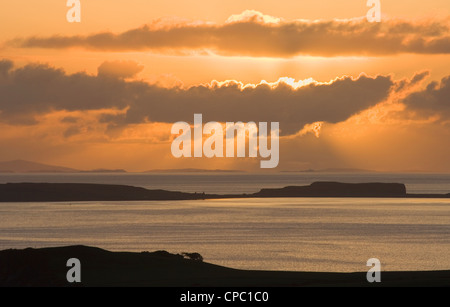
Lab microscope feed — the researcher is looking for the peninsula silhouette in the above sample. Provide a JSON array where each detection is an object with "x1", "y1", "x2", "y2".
[{"x1": 0, "y1": 182, "x2": 449, "y2": 202}]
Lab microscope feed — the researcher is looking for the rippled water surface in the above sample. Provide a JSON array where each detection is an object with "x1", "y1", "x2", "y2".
[{"x1": 1, "y1": 197, "x2": 448, "y2": 272}]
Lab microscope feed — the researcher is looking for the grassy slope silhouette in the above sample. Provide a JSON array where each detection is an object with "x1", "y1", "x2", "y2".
[{"x1": 1, "y1": 245, "x2": 449, "y2": 287}]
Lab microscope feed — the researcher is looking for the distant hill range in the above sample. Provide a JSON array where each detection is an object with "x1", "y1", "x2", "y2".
[
  {"x1": 79, "y1": 169, "x2": 127, "y2": 173},
  {"x1": 0, "y1": 160, "x2": 78, "y2": 173},
  {"x1": 0, "y1": 160, "x2": 126, "y2": 173},
  {"x1": 143, "y1": 168, "x2": 244, "y2": 173},
  {"x1": 282, "y1": 168, "x2": 375, "y2": 173}
]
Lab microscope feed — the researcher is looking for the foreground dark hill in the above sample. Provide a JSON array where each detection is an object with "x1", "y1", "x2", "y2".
[
  {"x1": 0, "y1": 181, "x2": 448, "y2": 202},
  {"x1": 0, "y1": 245, "x2": 449, "y2": 287}
]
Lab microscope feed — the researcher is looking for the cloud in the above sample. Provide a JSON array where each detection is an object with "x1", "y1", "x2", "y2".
[
  {"x1": 225, "y1": 10, "x2": 282, "y2": 24},
  {"x1": 0, "y1": 61, "x2": 131, "y2": 124},
  {"x1": 97, "y1": 60, "x2": 144, "y2": 79},
  {"x1": 0, "y1": 59, "x2": 394, "y2": 134},
  {"x1": 393, "y1": 70, "x2": 430, "y2": 93},
  {"x1": 402, "y1": 75, "x2": 450, "y2": 119},
  {"x1": 0, "y1": 59, "x2": 13, "y2": 76},
  {"x1": 63, "y1": 126, "x2": 81, "y2": 138},
  {"x1": 296, "y1": 122, "x2": 324, "y2": 138},
  {"x1": 9, "y1": 12, "x2": 450, "y2": 57},
  {"x1": 60, "y1": 116, "x2": 79, "y2": 123}
]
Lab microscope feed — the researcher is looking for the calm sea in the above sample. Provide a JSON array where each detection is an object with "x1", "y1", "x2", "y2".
[{"x1": 0, "y1": 173, "x2": 449, "y2": 272}]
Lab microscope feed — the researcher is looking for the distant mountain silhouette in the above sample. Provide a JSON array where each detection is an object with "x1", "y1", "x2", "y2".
[
  {"x1": 0, "y1": 160, "x2": 128, "y2": 173},
  {"x1": 143, "y1": 168, "x2": 244, "y2": 173},
  {"x1": 282, "y1": 168, "x2": 375, "y2": 173},
  {"x1": 78, "y1": 169, "x2": 127, "y2": 173},
  {"x1": 0, "y1": 160, "x2": 78, "y2": 173}
]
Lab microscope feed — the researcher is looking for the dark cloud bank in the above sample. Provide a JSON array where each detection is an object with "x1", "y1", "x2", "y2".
[
  {"x1": 1, "y1": 59, "x2": 448, "y2": 134},
  {"x1": 0, "y1": 59, "x2": 399, "y2": 134}
]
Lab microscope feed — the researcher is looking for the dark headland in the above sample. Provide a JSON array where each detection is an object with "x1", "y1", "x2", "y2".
[
  {"x1": 0, "y1": 181, "x2": 449, "y2": 202},
  {"x1": 1, "y1": 245, "x2": 449, "y2": 287}
]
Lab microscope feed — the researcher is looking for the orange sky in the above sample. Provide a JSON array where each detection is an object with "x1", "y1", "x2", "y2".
[{"x1": 1, "y1": 0, "x2": 450, "y2": 172}]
